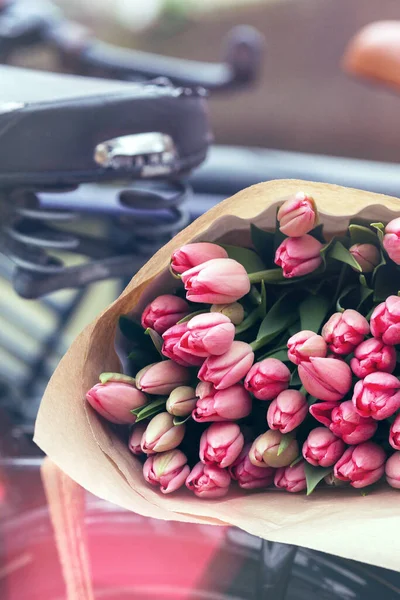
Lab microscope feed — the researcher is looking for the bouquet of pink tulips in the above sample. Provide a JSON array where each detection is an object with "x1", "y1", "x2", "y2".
[{"x1": 35, "y1": 180, "x2": 400, "y2": 570}]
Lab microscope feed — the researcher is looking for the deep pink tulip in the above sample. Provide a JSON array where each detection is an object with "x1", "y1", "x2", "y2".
[
  {"x1": 267, "y1": 390, "x2": 308, "y2": 433},
  {"x1": 330, "y1": 401, "x2": 378, "y2": 445},
  {"x1": 181, "y1": 258, "x2": 250, "y2": 304},
  {"x1": 277, "y1": 192, "x2": 317, "y2": 237},
  {"x1": 352, "y1": 372, "x2": 400, "y2": 420},
  {"x1": 86, "y1": 381, "x2": 147, "y2": 425},
  {"x1": 389, "y1": 414, "x2": 400, "y2": 450},
  {"x1": 298, "y1": 357, "x2": 352, "y2": 402},
  {"x1": 199, "y1": 341, "x2": 254, "y2": 390},
  {"x1": 287, "y1": 330, "x2": 327, "y2": 365},
  {"x1": 383, "y1": 217, "x2": 400, "y2": 265},
  {"x1": 200, "y1": 422, "x2": 244, "y2": 468},
  {"x1": 349, "y1": 243, "x2": 380, "y2": 273},
  {"x1": 185, "y1": 462, "x2": 231, "y2": 498},
  {"x1": 334, "y1": 442, "x2": 386, "y2": 488},
  {"x1": 171, "y1": 242, "x2": 228, "y2": 275},
  {"x1": 385, "y1": 452, "x2": 400, "y2": 489},
  {"x1": 128, "y1": 423, "x2": 147, "y2": 455},
  {"x1": 309, "y1": 402, "x2": 337, "y2": 427},
  {"x1": 274, "y1": 461, "x2": 307, "y2": 493},
  {"x1": 141, "y1": 294, "x2": 190, "y2": 334},
  {"x1": 229, "y1": 444, "x2": 275, "y2": 489},
  {"x1": 244, "y1": 358, "x2": 290, "y2": 401},
  {"x1": 274, "y1": 235, "x2": 323, "y2": 278},
  {"x1": 322, "y1": 309, "x2": 369, "y2": 355},
  {"x1": 260, "y1": 430, "x2": 299, "y2": 468},
  {"x1": 162, "y1": 323, "x2": 203, "y2": 367},
  {"x1": 136, "y1": 360, "x2": 191, "y2": 395},
  {"x1": 178, "y1": 313, "x2": 235, "y2": 357},
  {"x1": 141, "y1": 412, "x2": 185, "y2": 454},
  {"x1": 193, "y1": 381, "x2": 252, "y2": 422},
  {"x1": 143, "y1": 450, "x2": 190, "y2": 494},
  {"x1": 370, "y1": 295, "x2": 400, "y2": 345},
  {"x1": 350, "y1": 338, "x2": 396, "y2": 378},
  {"x1": 302, "y1": 427, "x2": 345, "y2": 467}
]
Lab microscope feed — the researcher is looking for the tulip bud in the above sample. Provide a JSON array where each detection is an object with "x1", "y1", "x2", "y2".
[
  {"x1": 350, "y1": 338, "x2": 396, "y2": 379},
  {"x1": 143, "y1": 449, "x2": 190, "y2": 494},
  {"x1": 162, "y1": 323, "x2": 203, "y2": 367},
  {"x1": 193, "y1": 381, "x2": 251, "y2": 422},
  {"x1": 274, "y1": 461, "x2": 306, "y2": 493},
  {"x1": 267, "y1": 390, "x2": 308, "y2": 433},
  {"x1": 309, "y1": 402, "x2": 337, "y2": 427},
  {"x1": 86, "y1": 381, "x2": 147, "y2": 425},
  {"x1": 181, "y1": 258, "x2": 250, "y2": 304},
  {"x1": 274, "y1": 235, "x2": 323, "y2": 278},
  {"x1": 210, "y1": 302, "x2": 245, "y2": 325},
  {"x1": 261, "y1": 430, "x2": 299, "y2": 468},
  {"x1": 349, "y1": 243, "x2": 380, "y2": 273},
  {"x1": 334, "y1": 442, "x2": 386, "y2": 488},
  {"x1": 244, "y1": 358, "x2": 291, "y2": 401},
  {"x1": 249, "y1": 433, "x2": 272, "y2": 468},
  {"x1": 322, "y1": 310, "x2": 369, "y2": 355},
  {"x1": 352, "y1": 372, "x2": 400, "y2": 420},
  {"x1": 185, "y1": 462, "x2": 231, "y2": 498},
  {"x1": 179, "y1": 313, "x2": 235, "y2": 357},
  {"x1": 298, "y1": 357, "x2": 352, "y2": 402},
  {"x1": 136, "y1": 360, "x2": 191, "y2": 395},
  {"x1": 277, "y1": 192, "x2": 318, "y2": 237},
  {"x1": 229, "y1": 444, "x2": 275, "y2": 489},
  {"x1": 128, "y1": 423, "x2": 147, "y2": 454},
  {"x1": 389, "y1": 414, "x2": 400, "y2": 450},
  {"x1": 287, "y1": 330, "x2": 327, "y2": 365},
  {"x1": 324, "y1": 472, "x2": 348, "y2": 487},
  {"x1": 171, "y1": 242, "x2": 228, "y2": 275},
  {"x1": 330, "y1": 401, "x2": 377, "y2": 444},
  {"x1": 199, "y1": 341, "x2": 254, "y2": 390},
  {"x1": 200, "y1": 422, "x2": 244, "y2": 468},
  {"x1": 370, "y1": 295, "x2": 400, "y2": 345},
  {"x1": 141, "y1": 412, "x2": 185, "y2": 454},
  {"x1": 383, "y1": 217, "x2": 400, "y2": 265},
  {"x1": 385, "y1": 452, "x2": 400, "y2": 489},
  {"x1": 302, "y1": 427, "x2": 345, "y2": 467},
  {"x1": 141, "y1": 294, "x2": 190, "y2": 334},
  {"x1": 166, "y1": 386, "x2": 197, "y2": 417}
]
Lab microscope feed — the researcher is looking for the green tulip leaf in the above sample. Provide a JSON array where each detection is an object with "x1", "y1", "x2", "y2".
[
  {"x1": 177, "y1": 309, "x2": 208, "y2": 324},
  {"x1": 373, "y1": 263, "x2": 400, "y2": 302},
  {"x1": 290, "y1": 370, "x2": 301, "y2": 387},
  {"x1": 173, "y1": 415, "x2": 192, "y2": 425},
  {"x1": 308, "y1": 223, "x2": 326, "y2": 243},
  {"x1": 132, "y1": 397, "x2": 166, "y2": 422},
  {"x1": 99, "y1": 372, "x2": 136, "y2": 385},
  {"x1": 304, "y1": 463, "x2": 332, "y2": 495},
  {"x1": 327, "y1": 241, "x2": 362, "y2": 271},
  {"x1": 256, "y1": 294, "x2": 299, "y2": 346},
  {"x1": 144, "y1": 328, "x2": 164, "y2": 357},
  {"x1": 370, "y1": 222, "x2": 385, "y2": 243},
  {"x1": 250, "y1": 224, "x2": 275, "y2": 266},
  {"x1": 220, "y1": 244, "x2": 266, "y2": 274},
  {"x1": 277, "y1": 432, "x2": 295, "y2": 456},
  {"x1": 299, "y1": 294, "x2": 331, "y2": 333},
  {"x1": 289, "y1": 455, "x2": 303, "y2": 468},
  {"x1": 348, "y1": 224, "x2": 380, "y2": 246}
]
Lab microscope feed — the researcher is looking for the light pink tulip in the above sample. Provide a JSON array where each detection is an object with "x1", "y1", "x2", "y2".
[
  {"x1": 352, "y1": 372, "x2": 400, "y2": 420},
  {"x1": 309, "y1": 402, "x2": 337, "y2": 427},
  {"x1": 277, "y1": 192, "x2": 317, "y2": 237},
  {"x1": 330, "y1": 401, "x2": 377, "y2": 445},
  {"x1": 141, "y1": 294, "x2": 190, "y2": 334},
  {"x1": 186, "y1": 462, "x2": 231, "y2": 498},
  {"x1": 136, "y1": 360, "x2": 191, "y2": 395},
  {"x1": 166, "y1": 386, "x2": 197, "y2": 417},
  {"x1": 199, "y1": 341, "x2": 254, "y2": 390},
  {"x1": 161, "y1": 323, "x2": 203, "y2": 367},
  {"x1": 274, "y1": 235, "x2": 323, "y2": 278},
  {"x1": 171, "y1": 242, "x2": 228, "y2": 274},
  {"x1": 370, "y1": 295, "x2": 400, "y2": 345},
  {"x1": 389, "y1": 414, "x2": 400, "y2": 450},
  {"x1": 141, "y1": 412, "x2": 185, "y2": 454},
  {"x1": 143, "y1": 450, "x2": 190, "y2": 494},
  {"x1": 350, "y1": 338, "x2": 396, "y2": 378},
  {"x1": 383, "y1": 217, "x2": 400, "y2": 265},
  {"x1": 181, "y1": 258, "x2": 250, "y2": 304},
  {"x1": 267, "y1": 390, "x2": 308, "y2": 433},
  {"x1": 349, "y1": 243, "x2": 380, "y2": 273},
  {"x1": 229, "y1": 444, "x2": 275, "y2": 489},
  {"x1": 298, "y1": 357, "x2": 352, "y2": 402},
  {"x1": 128, "y1": 423, "x2": 148, "y2": 454},
  {"x1": 200, "y1": 422, "x2": 244, "y2": 468},
  {"x1": 302, "y1": 427, "x2": 345, "y2": 467},
  {"x1": 261, "y1": 430, "x2": 299, "y2": 468},
  {"x1": 86, "y1": 381, "x2": 147, "y2": 425},
  {"x1": 322, "y1": 309, "x2": 369, "y2": 355},
  {"x1": 334, "y1": 442, "x2": 386, "y2": 488},
  {"x1": 274, "y1": 461, "x2": 307, "y2": 493},
  {"x1": 244, "y1": 358, "x2": 290, "y2": 401},
  {"x1": 193, "y1": 381, "x2": 252, "y2": 422},
  {"x1": 210, "y1": 302, "x2": 244, "y2": 325},
  {"x1": 287, "y1": 330, "x2": 327, "y2": 365},
  {"x1": 178, "y1": 313, "x2": 235, "y2": 357},
  {"x1": 385, "y1": 452, "x2": 400, "y2": 489}
]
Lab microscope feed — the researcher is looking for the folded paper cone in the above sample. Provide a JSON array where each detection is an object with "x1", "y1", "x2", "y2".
[{"x1": 35, "y1": 179, "x2": 400, "y2": 570}]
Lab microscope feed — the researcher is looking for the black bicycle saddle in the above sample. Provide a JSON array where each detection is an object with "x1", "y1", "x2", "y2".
[{"x1": 0, "y1": 66, "x2": 212, "y2": 187}]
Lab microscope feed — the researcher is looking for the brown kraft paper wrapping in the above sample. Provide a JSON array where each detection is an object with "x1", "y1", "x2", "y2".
[{"x1": 34, "y1": 179, "x2": 400, "y2": 571}]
